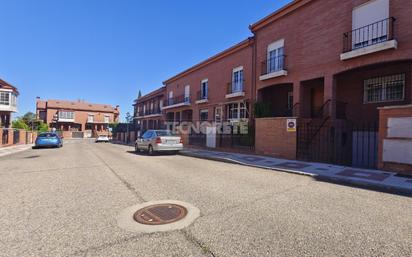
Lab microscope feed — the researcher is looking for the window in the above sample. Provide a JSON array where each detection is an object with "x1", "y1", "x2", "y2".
[
  {"x1": 364, "y1": 74, "x2": 405, "y2": 103},
  {"x1": 39, "y1": 111, "x2": 46, "y2": 121},
  {"x1": 0, "y1": 92, "x2": 10, "y2": 105},
  {"x1": 227, "y1": 102, "x2": 249, "y2": 120},
  {"x1": 200, "y1": 109, "x2": 208, "y2": 121},
  {"x1": 201, "y1": 79, "x2": 208, "y2": 99},
  {"x1": 58, "y1": 111, "x2": 74, "y2": 120},
  {"x1": 159, "y1": 99, "x2": 163, "y2": 109},
  {"x1": 88, "y1": 114, "x2": 94, "y2": 122},
  {"x1": 104, "y1": 115, "x2": 110, "y2": 123},
  {"x1": 352, "y1": 0, "x2": 390, "y2": 49},
  {"x1": 168, "y1": 91, "x2": 174, "y2": 105},
  {"x1": 214, "y1": 107, "x2": 222, "y2": 123},
  {"x1": 11, "y1": 93, "x2": 17, "y2": 107},
  {"x1": 232, "y1": 67, "x2": 244, "y2": 93},
  {"x1": 184, "y1": 85, "x2": 190, "y2": 102},
  {"x1": 267, "y1": 39, "x2": 285, "y2": 73}
]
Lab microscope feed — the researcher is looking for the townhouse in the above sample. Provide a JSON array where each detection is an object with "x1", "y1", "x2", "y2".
[
  {"x1": 162, "y1": 38, "x2": 254, "y2": 148},
  {"x1": 36, "y1": 98, "x2": 120, "y2": 138},
  {"x1": 251, "y1": 0, "x2": 412, "y2": 172},
  {"x1": 136, "y1": 0, "x2": 412, "y2": 173},
  {"x1": 133, "y1": 86, "x2": 165, "y2": 134},
  {"x1": 0, "y1": 79, "x2": 19, "y2": 128}
]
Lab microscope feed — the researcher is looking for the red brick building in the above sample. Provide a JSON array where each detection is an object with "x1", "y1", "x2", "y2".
[
  {"x1": 0, "y1": 79, "x2": 19, "y2": 128},
  {"x1": 36, "y1": 99, "x2": 120, "y2": 138},
  {"x1": 136, "y1": 0, "x2": 412, "y2": 172},
  {"x1": 251, "y1": 0, "x2": 412, "y2": 169},
  {"x1": 133, "y1": 86, "x2": 165, "y2": 134}
]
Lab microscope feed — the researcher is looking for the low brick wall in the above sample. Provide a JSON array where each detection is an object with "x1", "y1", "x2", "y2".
[
  {"x1": 0, "y1": 128, "x2": 37, "y2": 147},
  {"x1": 378, "y1": 105, "x2": 412, "y2": 175},
  {"x1": 255, "y1": 117, "x2": 297, "y2": 160}
]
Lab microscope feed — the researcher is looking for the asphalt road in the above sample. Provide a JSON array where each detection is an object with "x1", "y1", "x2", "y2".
[{"x1": 1, "y1": 140, "x2": 411, "y2": 257}]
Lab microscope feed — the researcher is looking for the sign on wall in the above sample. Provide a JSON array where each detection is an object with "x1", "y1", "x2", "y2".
[{"x1": 286, "y1": 119, "x2": 297, "y2": 132}]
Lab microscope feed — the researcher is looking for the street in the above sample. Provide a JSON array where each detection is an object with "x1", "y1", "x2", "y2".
[{"x1": 1, "y1": 140, "x2": 411, "y2": 257}]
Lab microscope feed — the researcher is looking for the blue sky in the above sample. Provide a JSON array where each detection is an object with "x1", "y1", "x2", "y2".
[{"x1": 0, "y1": 0, "x2": 291, "y2": 121}]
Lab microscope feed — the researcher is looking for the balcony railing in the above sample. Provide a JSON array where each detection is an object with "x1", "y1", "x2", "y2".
[
  {"x1": 343, "y1": 17, "x2": 395, "y2": 53},
  {"x1": 165, "y1": 95, "x2": 191, "y2": 106},
  {"x1": 261, "y1": 55, "x2": 286, "y2": 76},
  {"x1": 144, "y1": 107, "x2": 162, "y2": 116},
  {"x1": 196, "y1": 90, "x2": 208, "y2": 101},
  {"x1": 227, "y1": 80, "x2": 245, "y2": 95}
]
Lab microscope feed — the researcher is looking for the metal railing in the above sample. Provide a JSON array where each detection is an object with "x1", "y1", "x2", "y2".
[
  {"x1": 261, "y1": 55, "x2": 286, "y2": 76},
  {"x1": 196, "y1": 90, "x2": 208, "y2": 101},
  {"x1": 343, "y1": 17, "x2": 395, "y2": 53},
  {"x1": 144, "y1": 107, "x2": 162, "y2": 116},
  {"x1": 226, "y1": 80, "x2": 245, "y2": 94},
  {"x1": 165, "y1": 95, "x2": 191, "y2": 106}
]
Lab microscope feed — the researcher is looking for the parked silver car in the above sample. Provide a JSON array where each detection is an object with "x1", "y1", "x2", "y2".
[{"x1": 135, "y1": 130, "x2": 183, "y2": 155}]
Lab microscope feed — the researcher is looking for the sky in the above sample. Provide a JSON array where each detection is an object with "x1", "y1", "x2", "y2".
[{"x1": 0, "y1": 0, "x2": 292, "y2": 121}]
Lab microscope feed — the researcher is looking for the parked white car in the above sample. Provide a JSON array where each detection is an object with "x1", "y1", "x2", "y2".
[
  {"x1": 95, "y1": 135, "x2": 110, "y2": 143},
  {"x1": 135, "y1": 130, "x2": 183, "y2": 155}
]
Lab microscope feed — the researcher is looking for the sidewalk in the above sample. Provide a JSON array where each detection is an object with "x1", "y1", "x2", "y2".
[
  {"x1": 180, "y1": 148, "x2": 412, "y2": 196},
  {"x1": 0, "y1": 144, "x2": 33, "y2": 157}
]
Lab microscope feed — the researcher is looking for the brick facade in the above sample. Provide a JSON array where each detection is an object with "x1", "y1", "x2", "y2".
[
  {"x1": 133, "y1": 86, "x2": 166, "y2": 135},
  {"x1": 136, "y1": 0, "x2": 412, "y2": 172},
  {"x1": 36, "y1": 99, "x2": 120, "y2": 138}
]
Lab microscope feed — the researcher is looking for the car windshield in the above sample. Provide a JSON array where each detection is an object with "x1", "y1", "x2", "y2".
[
  {"x1": 38, "y1": 133, "x2": 58, "y2": 138},
  {"x1": 155, "y1": 130, "x2": 174, "y2": 136}
]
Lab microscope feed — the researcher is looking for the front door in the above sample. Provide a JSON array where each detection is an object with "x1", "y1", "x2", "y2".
[{"x1": 310, "y1": 85, "x2": 324, "y2": 118}]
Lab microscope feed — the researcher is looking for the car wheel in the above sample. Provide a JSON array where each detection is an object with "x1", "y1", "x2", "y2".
[{"x1": 147, "y1": 145, "x2": 154, "y2": 156}]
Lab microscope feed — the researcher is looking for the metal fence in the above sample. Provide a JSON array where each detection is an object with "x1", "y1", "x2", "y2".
[{"x1": 297, "y1": 120, "x2": 378, "y2": 169}]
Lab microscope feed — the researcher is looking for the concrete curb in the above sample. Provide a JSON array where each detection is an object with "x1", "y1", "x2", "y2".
[{"x1": 179, "y1": 151, "x2": 412, "y2": 197}]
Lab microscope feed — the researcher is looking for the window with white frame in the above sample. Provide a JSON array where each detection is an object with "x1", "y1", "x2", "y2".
[
  {"x1": 11, "y1": 93, "x2": 17, "y2": 107},
  {"x1": 184, "y1": 85, "x2": 190, "y2": 102},
  {"x1": 168, "y1": 91, "x2": 173, "y2": 105},
  {"x1": 364, "y1": 74, "x2": 405, "y2": 104},
  {"x1": 214, "y1": 107, "x2": 222, "y2": 123},
  {"x1": 227, "y1": 102, "x2": 249, "y2": 120},
  {"x1": 201, "y1": 79, "x2": 208, "y2": 99},
  {"x1": 232, "y1": 67, "x2": 244, "y2": 93},
  {"x1": 0, "y1": 92, "x2": 10, "y2": 105},
  {"x1": 267, "y1": 39, "x2": 285, "y2": 73},
  {"x1": 352, "y1": 0, "x2": 389, "y2": 49},
  {"x1": 104, "y1": 115, "x2": 110, "y2": 123},
  {"x1": 58, "y1": 111, "x2": 74, "y2": 120},
  {"x1": 88, "y1": 114, "x2": 94, "y2": 122}
]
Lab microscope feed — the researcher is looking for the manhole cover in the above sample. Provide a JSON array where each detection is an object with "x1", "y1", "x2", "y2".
[{"x1": 133, "y1": 203, "x2": 187, "y2": 225}]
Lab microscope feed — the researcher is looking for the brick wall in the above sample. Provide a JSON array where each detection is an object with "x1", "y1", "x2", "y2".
[
  {"x1": 255, "y1": 118, "x2": 296, "y2": 159},
  {"x1": 378, "y1": 105, "x2": 412, "y2": 175}
]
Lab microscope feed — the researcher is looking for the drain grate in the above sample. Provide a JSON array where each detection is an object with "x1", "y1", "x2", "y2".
[{"x1": 133, "y1": 203, "x2": 188, "y2": 225}]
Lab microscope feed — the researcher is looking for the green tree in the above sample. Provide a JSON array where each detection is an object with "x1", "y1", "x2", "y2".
[
  {"x1": 21, "y1": 112, "x2": 36, "y2": 125},
  {"x1": 37, "y1": 121, "x2": 49, "y2": 132},
  {"x1": 12, "y1": 119, "x2": 29, "y2": 130}
]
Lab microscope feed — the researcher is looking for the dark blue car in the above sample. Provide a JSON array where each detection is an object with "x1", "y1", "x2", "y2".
[{"x1": 33, "y1": 132, "x2": 63, "y2": 149}]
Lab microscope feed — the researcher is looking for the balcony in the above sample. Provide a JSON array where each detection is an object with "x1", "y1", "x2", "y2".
[
  {"x1": 162, "y1": 95, "x2": 191, "y2": 110},
  {"x1": 259, "y1": 55, "x2": 287, "y2": 81},
  {"x1": 341, "y1": 17, "x2": 397, "y2": 60},
  {"x1": 195, "y1": 90, "x2": 208, "y2": 104},
  {"x1": 225, "y1": 81, "x2": 245, "y2": 99},
  {"x1": 0, "y1": 91, "x2": 18, "y2": 112}
]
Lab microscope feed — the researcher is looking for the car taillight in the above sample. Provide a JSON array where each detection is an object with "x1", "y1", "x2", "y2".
[
  {"x1": 155, "y1": 137, "x2": 162, "y2": 144},
  {"x1": 179, "y1": 138, "x2": 183, "y2": 144}
]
